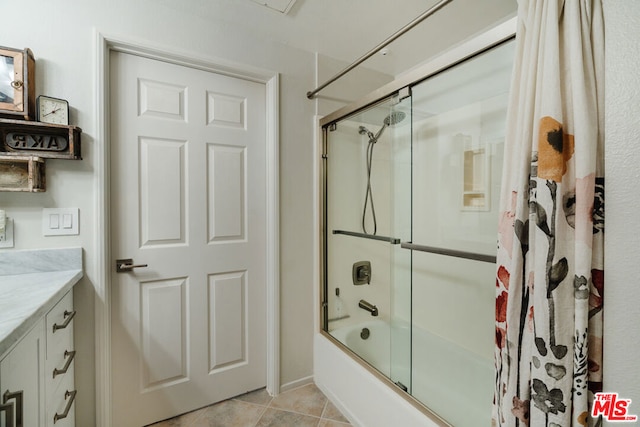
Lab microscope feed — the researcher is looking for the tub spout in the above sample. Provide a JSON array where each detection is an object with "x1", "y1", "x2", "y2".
[{"x1": 358, "y1": 299, "x2": 378, "y2": 316}]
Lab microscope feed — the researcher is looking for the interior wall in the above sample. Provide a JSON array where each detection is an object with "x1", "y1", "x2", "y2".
[
  {"x1": 602, "y1": 0, "x2": 640, "y2": 418},
  {"x1": 314, "y1": 54, "x2": 394, "y2": 117},
  {"x1": 0, "y1": 0, "x2": 316, "y2": 424}
]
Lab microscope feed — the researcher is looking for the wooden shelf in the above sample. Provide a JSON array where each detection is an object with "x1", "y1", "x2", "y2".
[
  {"x1": 0, "y1": 118, "x2": 82, "y2": 160},
  {"x1": 0, "y1": 155, "x2": 45, "y2": 192}
]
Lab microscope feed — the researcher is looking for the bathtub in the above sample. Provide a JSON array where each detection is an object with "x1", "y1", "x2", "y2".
[
  {"x1": 319, "y1": 320, "x2": 493, "y2": 427},
  {"x1": 329, "y1": 319, "x2": 410, "y2": 386}
]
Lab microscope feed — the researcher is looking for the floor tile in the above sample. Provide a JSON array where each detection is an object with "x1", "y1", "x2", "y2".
[
  {"x1": 147, "y1": 383, "x2": 351, "y2": 426},
  {"x1": 190, "y1": 400, "x2": 265, "y2": 427},
  {"x1": 255, "y1": 408, "x2": 320, "y2": 427},
  {"x1": 322, "y1": 401, "x2": 350, "y2": 423},
  {"x1": 234, "y1": 388, "x2": 273, "y2": 406},
  {"x1": 147, "y1": 407, "x2": 206, "y2": 426},
  {"x1": 269, "y1": 384, "x2": 327, "y2": 418}
]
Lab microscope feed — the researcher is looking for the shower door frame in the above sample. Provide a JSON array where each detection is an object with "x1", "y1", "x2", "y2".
[{"x1": 318, "y1": 16, "x2": 517, "y2": 421}]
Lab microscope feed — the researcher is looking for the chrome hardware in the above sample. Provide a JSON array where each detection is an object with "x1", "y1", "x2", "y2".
[
  {"x1": 116, "y1": 258, "x2": 148, "y2": 273},
  {"x1": 333, "y1": 229, "x2": 401, "y2": 244},
  {"x1": 3, "y1": 389, "x2": 23, "y2": 427},
  {"x1": 53, "y1": 310, "x2": 75, "y2": 333},
  {"x1": 53, "y1": 350, "x2": 76, "y2": 378},
  {"x1": 53, "y1": 390, "x2": 76, "y2": 424},
  {"x1": 360, "y1": 327, "x2": 370, "y2": 340},
  {"x1": 0, "y1": 400, "x2": 14, "y2": 427},
  {"x1": 398, "y1": 86, "x2": 411, "y2": 102},
  {"x1": 306, "y1": 0, "x2": 454, "y2": 99},
  {"x1": 358, "y1": 299, "x2": 378, "y2": 317},
  {"x1": 400, "y1": 242, "x2": 496, "y2": 263},
  {"x1": 353, "y1": 261, "x2": 371, "y2": 285},
  {"x1": 395, "y1": 381, "x2": 408, "y2": 392}
]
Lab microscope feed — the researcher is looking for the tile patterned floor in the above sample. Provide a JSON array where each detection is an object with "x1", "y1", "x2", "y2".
[{"x1": 147, "y1": 383, "x2": 351, "y2": 427}]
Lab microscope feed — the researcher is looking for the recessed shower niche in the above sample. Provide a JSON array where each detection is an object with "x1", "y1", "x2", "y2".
[{"x1": 320, "y1": 35, "x2": 515, "y2": 427}]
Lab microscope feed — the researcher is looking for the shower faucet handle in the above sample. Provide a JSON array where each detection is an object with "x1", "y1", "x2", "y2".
[
  {"x1": 357, "y1": 268, "x2": 370, "y2": 281},
  {"x1": 353, "y1": 261, "x2": 371, "y2": 285}
]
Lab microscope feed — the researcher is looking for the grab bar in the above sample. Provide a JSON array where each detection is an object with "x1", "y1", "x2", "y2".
[
  {"x1": 333, "y1": 229, "x2": 401, "y2": 244},
  {"x1": 400, "y1": 242, "x2": 496, "y2": 263}
]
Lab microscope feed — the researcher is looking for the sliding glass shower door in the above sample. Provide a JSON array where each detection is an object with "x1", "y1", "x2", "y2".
[
  {"x1": 324, "y1": 95, "x2": 412, "y2": 391},
  {"x1": 322, "y1": 36, "x2": 515, "y2": 427},
  {"x1": 408, "y1": 39, "x2": 514, "y2": 427}
]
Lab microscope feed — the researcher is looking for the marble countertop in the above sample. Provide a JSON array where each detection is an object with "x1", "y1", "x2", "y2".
[{"x1": 0, "y1": 248, "x2": 83, "y2": 357}]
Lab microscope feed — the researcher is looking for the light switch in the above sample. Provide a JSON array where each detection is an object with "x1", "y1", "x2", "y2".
[
  {"x1": 43, "y1": 208, "x2": 79, "y2": 236},
  {"x1": 62, "y1": 214, "x2": 72, "y2": 229},
  {"x1": 50, "y1": 214, "x2": 60, "y2": 229}
]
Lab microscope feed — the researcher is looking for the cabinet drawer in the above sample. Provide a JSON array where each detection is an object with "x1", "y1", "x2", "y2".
[
  {"x1": 46, "y1": 370, "x2": 75, "y2": 427},
  {"x1": 46, "y1": 291, "x2": 74, "y2": 360}
]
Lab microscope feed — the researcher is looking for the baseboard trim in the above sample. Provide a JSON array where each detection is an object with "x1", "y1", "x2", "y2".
[{"x1": 279, "y1": 375, "x2": 314, "y2": 393}]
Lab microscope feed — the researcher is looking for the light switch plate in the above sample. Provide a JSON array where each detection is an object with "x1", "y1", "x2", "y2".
[{"x1": 43, "y1": 208, "x2": 79, "y2": 236}]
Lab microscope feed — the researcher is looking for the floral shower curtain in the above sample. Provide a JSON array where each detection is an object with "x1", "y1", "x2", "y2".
[{"x1": 493, "y1": 1, "x2": 604, "y2": 426}]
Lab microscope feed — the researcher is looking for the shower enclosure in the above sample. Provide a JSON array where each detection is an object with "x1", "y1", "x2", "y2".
[{"x1": 320, "y1": 28, "x2": 515, "y2": 427}]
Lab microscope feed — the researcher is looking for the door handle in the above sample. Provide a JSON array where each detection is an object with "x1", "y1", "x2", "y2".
[
  {"x1": 3, "y1": 389, "x2": 23, "y2": 427},
  {"x1": 0, "y1": 399, "x2": 14, "y2": 427},
  {"x1": 116, "y1": 258, "x2": 148, "y2": 273}
]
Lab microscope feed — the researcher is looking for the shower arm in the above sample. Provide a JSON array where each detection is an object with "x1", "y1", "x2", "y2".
[{"x1": 306, "y1": 0, "x2": 454, "y2": 99}]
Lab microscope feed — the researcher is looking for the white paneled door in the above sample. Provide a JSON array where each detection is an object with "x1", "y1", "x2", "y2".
[{"x1": 110, "y1": 51, "x2": 267, "y2": 427}]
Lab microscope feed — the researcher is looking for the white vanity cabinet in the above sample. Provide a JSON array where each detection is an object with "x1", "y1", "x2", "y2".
[
  {"x1": 0, "y1": 290, "x2": 76, "y2": 427},
  {"x1": 0, "y1": 321, "x2": 44, "y2": 427}
]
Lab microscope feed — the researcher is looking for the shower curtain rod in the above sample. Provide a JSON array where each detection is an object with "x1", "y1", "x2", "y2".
[{"x1": 306, "y1": 0, "x2": 454, "y2": 99}]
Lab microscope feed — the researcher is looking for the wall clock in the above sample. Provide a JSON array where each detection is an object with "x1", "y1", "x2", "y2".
[{"x1": 0, "y1": 46, "x2": 35, "y2": 121}]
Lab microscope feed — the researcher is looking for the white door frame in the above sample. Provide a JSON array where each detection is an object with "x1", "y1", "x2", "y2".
[{"x1": 94, "y1": 31, "x2": 280, "y2": 427}]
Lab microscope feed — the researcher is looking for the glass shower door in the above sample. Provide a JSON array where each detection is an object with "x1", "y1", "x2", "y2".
[
  {"x1": 321, "y1": 34, "x2": 515, "y2": 427},
  {"x1": 407, "y1": 39, "x2": 515, "y2": 426},
  {"x1": 324, "y1": 95, "x2": 412, "y2": 390}
]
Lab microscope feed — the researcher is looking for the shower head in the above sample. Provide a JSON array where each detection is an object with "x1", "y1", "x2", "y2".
[
  {"x1": 358, "y1": 111, "x2": 406, "y2": 143},
  {"x1": 383, "y1": 111, "x2": 406, "y2": 127}
]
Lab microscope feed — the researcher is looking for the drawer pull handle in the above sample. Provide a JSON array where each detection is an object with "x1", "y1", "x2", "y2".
[
  {"x1": 54, "y1": 390, "x2": 76, "y2": 424},
  {"x1": 53, "y1": 310, "x2": 76, "y2": 333},
  {"x1": 2, "y1": 389, "x2": 23, "y2": 427},
  {"x1": 53, "y1": 350, "x2": 76, "y2": 378}
]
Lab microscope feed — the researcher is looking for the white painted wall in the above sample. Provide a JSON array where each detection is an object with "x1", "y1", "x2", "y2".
[
  {"x1": 602, "y1": 0, "x2": 640, "y2": 422},
  {"x1": 0, "y1": 0, "x2": 316, "y2": 424}
]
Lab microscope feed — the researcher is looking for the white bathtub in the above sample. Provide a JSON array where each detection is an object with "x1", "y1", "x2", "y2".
[
  {"x1": 321, "y1": 320, "x2": 493, "y2": 427},
  {"x1": 330, "y1": 319, "x2": 411, "y2": 387}
]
